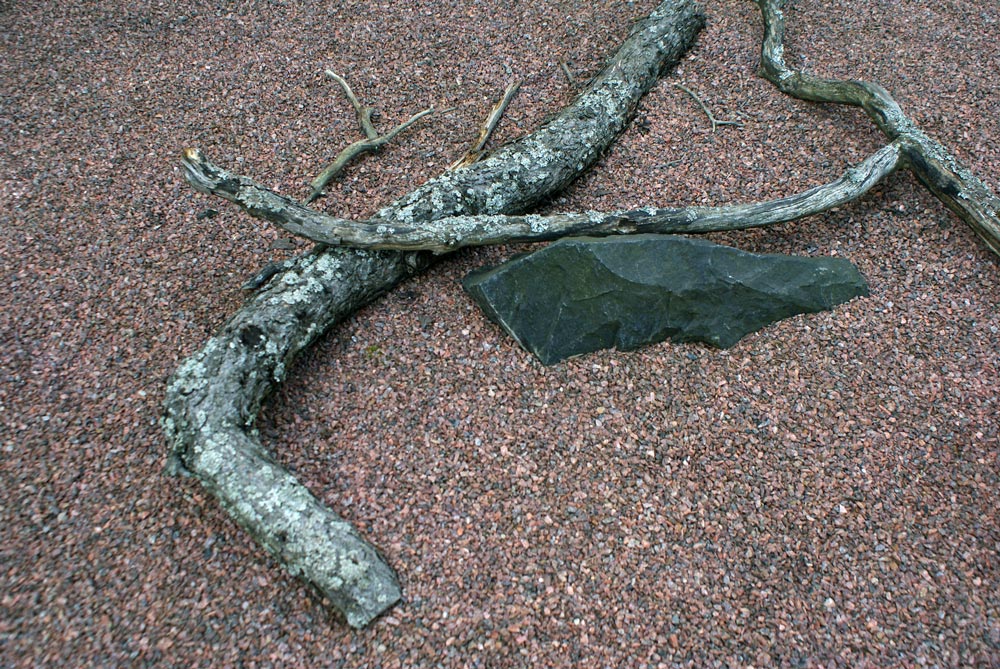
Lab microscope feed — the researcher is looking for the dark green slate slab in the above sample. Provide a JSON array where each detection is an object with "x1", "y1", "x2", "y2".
[{"x1": 462, "y1": 234, "x2": 868, "y2": 365}]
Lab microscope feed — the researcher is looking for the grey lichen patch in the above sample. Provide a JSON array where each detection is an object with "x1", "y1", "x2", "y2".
[
  {"x1": 160, "y1": 413, "x2": 178, "y2": 441},
  {"x1": 312, "y1": 247, "x2": 349, "y2": 278},
  {"x1": 171, "y1": 337, "x2": 223, "y2": 385},
  {"x1": 337, "y1": 550, "x2": 370, "y2": 583},
  {"x1": 242, "y1": 185, "x2": 272, "y2": 212},
  {"x1": 192, "y1": 432, "x2": 233, "y2": 478},
  {"x1": 528, "y1": 215, "x2": 550, "y2": 234},
  {"x1": 263, "y1": 337, "x2": 280, "y2": 357},
  {"x1": 589, "y1": 211, "x2": 612, "y2": 225},
  {"x1": 171, "y1": 354, "x2": 210, "y2": 391},
  {"x1": 278, "y1": 267, "x2": 330, "y2": 306},
  {"x1": 280, "y1": 269, "x2": 302, "y2": 286}
]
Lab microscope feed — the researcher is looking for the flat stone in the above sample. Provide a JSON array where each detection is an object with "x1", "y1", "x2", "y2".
[{"x1": 462, "y1": 234, "x2": 869, "y2": 364}]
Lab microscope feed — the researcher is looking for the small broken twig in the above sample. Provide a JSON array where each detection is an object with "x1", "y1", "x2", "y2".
[
  {"x1": 325, "y1": 70, "x2": 380, "y2": 140},
  {"x1": 450, "y1": 80, "x2": 522, "y2": 169},
  {"x1": 674, "y1": 83, "x2": 743, "y2": 132},
  {"x1": 305, "y1": 71, "x2": 434, "y2": 204},
  {"x1": 560, "y1": 60, "x2": 576, "y2": 87}
]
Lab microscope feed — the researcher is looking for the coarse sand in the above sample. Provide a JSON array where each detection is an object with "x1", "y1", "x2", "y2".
[{"x1": 1, "y1": 0, "x2": 998, "y2": 666}]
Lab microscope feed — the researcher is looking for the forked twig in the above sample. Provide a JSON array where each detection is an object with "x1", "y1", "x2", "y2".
[
  {"x1": 674, "y1": 83, "x2": 743, "y2": 132},
  {"x1": 450, "y1": 80, "x2": 522, "y2": 169},
  {"x1": 305, "y1": 71, "x2": 434, "y2": 204}
]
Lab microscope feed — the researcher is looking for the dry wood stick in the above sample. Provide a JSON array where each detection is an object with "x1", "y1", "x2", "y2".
[
  {"x1": 674, "y1": 83, "x2": 743, "y2": 132},
  {"x1": 183, "y1": 141, "x2": 902, "y2": 253},
  {"x1": 450, "y1": 80, "x2": 522, "y2": 169}
]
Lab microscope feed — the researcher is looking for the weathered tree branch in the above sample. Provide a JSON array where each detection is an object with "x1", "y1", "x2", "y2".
[
  {"x1": 756, "y1": 0, "x2": 1000, "y2": 259},
  {"x1": 163, "y1": 0, "x2": 705, "y2": 628},
  {"x1": 182, "y1": 140, "x2": 902, "y2": 253}
]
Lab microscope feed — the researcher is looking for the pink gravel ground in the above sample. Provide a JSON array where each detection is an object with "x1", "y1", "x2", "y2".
[{"x1": 2, "y1": 0, "x2": 998, "y2": 666}]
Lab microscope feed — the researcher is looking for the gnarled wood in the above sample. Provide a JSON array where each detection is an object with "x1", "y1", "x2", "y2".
[
  {"x1": 182, "y1": 140, "x2": 903, "y2": 253},
  {"x1": 755, "y1": 0, "x2": 1000, "y2": 258},
  {"x1": 163, "y1": 0, "x2": 705, "y2": 629}
]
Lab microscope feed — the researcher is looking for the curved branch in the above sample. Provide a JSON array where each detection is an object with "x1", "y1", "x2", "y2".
[
  {"x1": 756, "y1": 0, "x2": 910, "y2": 137},
  {"x1": 183, "y1": 140, "x2": 903, "y2": 253},
  {"x1": 164, "y1": 0, "x2": 705, "y2": 628},
  {"x1": 756, "y1": 0, "x2": 1000, "y2": 258}
]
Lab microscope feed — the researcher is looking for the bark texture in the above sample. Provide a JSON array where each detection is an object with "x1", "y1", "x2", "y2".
[{"x1": 163, "y1": 0, "x2": 705, "y2": 629}]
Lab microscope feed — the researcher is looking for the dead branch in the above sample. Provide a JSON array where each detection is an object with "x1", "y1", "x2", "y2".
[
  {"x1": 182, "y1": 140, "x2": 902, "y2": 253},
  {"x1": 756, "y1": 0, "x2": 1000, "y2": 258},
  {"x1": 163, "y1": 0, "x2": 705, "y2": 628},
  {"x1": 232, "y1": 1, "x2": 1000, "y2": 260}
]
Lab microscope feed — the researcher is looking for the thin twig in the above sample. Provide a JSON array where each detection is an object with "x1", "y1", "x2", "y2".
[
  {"x1": 450, "y1": 80, "x2": 522, "y2": 169},
  {"x1": 305, "y1": 72, "x2": 434, "y2": 204},
  {"x1": 475, "y1": 80, "x2": 521, "y2": 153},
  {"x1": 560, "y1": 60, "x2": 576, "y2": 87},
  {"x1": 674, "y1": 83, "x2": 743, "y2": 132},
  {"x1": 325, "y1": 69, "x2": 379, "y2": 139}
]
